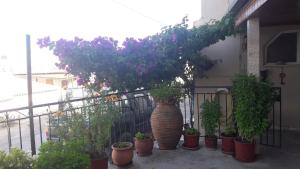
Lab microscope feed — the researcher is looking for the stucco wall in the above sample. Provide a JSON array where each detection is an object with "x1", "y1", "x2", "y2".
[
  {"x1": 194, "y1": 0, "x2": 229, "y2": 27},
  {"x1": 193, "y1": 0, "x2": 242, "y2": 132},
  {"x1": 194, "y1": 0, "x2": 241, "y2": 88},
  {"x1": 261, "y1": 25, "x2": 300, "y2": 130}
]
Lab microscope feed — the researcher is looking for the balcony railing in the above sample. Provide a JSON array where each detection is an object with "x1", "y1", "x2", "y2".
[{"x1": 2, "y1": 86, "x2": 281, "y2": 154}]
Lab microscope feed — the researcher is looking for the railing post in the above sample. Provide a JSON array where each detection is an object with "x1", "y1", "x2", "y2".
[
  {"x1": 5, "y1": 112, "x2": 12, "y2": 152},
  {"x1": 26, "y1": 34, "x2": 36, "y2": 155}
]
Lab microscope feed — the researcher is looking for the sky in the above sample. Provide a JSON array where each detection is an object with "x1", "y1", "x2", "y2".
[{"x1": 0, "y1": 0, "x2": 202, "y2": 73}]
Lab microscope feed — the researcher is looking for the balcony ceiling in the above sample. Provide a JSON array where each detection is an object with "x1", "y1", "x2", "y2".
[{"x1": 254, "y1": 0, "x2": 300, "y2": 26}]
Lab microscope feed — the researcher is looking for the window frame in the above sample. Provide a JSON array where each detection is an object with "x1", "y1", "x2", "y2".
[{"x1": 264, "y1": 30, "x2": 300, "y2": 66}]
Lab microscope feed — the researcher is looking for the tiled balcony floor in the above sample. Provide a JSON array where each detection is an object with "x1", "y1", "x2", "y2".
[{"x1": 109, "y1": 134, "x2": 300, "y2": 169}]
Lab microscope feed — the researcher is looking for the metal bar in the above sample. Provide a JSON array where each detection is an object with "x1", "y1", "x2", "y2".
[
  {"x1": 18, "y1": 119, "x2": 23, "y2": 149},
  {"x1": 6, "y1": 113, "x2": 12, "y2": 151},
  {"x1": 26, "y1": 35, "x2": 36, "y2": 155},
  {"x1": 48, "y1": 113, "x2": 51, "y2": 140},
  {"x1": 279, "y1": 88, "x2": 282, "y2": 148},
  {"x1": 189, "y1": 94, "x2": 194, "y2": 128},
  {"x1": 272, "y1": 103, "x2": 275, "y2": 145},
  {"x1": 196, "y1": 94, "x2": 200, "y2": 130},
  {"x1": 225, "y1": 94, "x2": 228, "y2": 126},
  {"x1": 183, "y1": 95, "x2": 187, "y2": 124},
  {"x1": 0, "y1": 90, "x2": 150, "y2": 114},
  {"x1": 39, "y1": 115, "x2": 43, "y2": 144}
]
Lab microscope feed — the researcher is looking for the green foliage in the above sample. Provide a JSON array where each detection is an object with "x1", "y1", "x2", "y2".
[
  {"x1": 34, "y1": 141, "x2": 89, "y2": 169},
  {"x1": 232, "y1": 74, "x2": 274, "y2": 142},
  {"x1": 185, "y1": 128, "x2": 199, "y2": 135},
  {"x1": 223, "y1": 126, "x2": 236, "y2": 136},
  {"x1": 135, "y1": 132, "x2": 146, "y2": 140},
  {"x1": 54, "y1": 95, "x2": 119, "y2": 159},
  {"x1": 0, "y1": 148, "x2": 33, "y2": 169},
  {"x1": 114, "y1": 142, "x2": 131, "y2": 149},
  {"x1": 201, "y1": 100, "x2": 221, "y2": 137},
  {"x1": 149, "y1": 82, "x2": 183, "y2": 104},
  {"x1": 38, "y1": 14, "x2": 235, "y2": 92}
]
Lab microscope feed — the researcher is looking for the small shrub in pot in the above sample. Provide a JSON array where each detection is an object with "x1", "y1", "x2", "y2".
[
  {"x1": 111, "y1": 142, "x2": 134, "y2": 166},
  {"x1": 53, "y1": 93, "x2": 119, "y2": 169},
  {"x1": 182, "y1": 127, "x2": 200, "y2": 150},
  {"x1": 221, "y1": 126, "x2": 236, "y2": 155},
  {"x1": 134, "y1": 132, "x2": 154, "y2": 156},
  {"x1": 232, "y1": 74, "x2": 274, "y2": 162},
  {"x1": 201, "y1": 99, "x2": 221, "y2": 149}
]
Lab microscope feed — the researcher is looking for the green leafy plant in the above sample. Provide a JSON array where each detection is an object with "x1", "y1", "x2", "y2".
[
  {"x1": 114, "y1": 142, "x2": 131, "y2": 149},
  {"x1": 34, "y1": 141, "x2": 89, "y2": 169},
  {"x1": 223, "y1": 126, "x2": 236, "y2": 136},
  {"x1": 149, "y1": 82, "x2": 184, "y2": 104},
  {"x1": 201, "y1": 100, "x2": 221, "y2": 137},
  {"x1": 185, "y1": 128, "x2": 199, "y2": 135},
  {"x1": 54, "y1": 94, "x2": 119, "y2": 160},
  {"x1": 135, "y1": 132, "x2": 152, "y2": 141},
  {"x1": 0, "y1": 148, "x2": 34, "y2": 169},
  {"x1": 135, "y1": 132, "x2": 146, "y2": 140},
  {"x1": 232, "y1": 74, "x2": 274, "y2": 142}
]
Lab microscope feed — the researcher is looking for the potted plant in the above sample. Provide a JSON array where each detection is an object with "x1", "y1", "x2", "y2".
[
  {"x1": 201, "y1": 99, "x2": 221, "y2": 149},
  {"x1": 111, "y1": 142, "x2": 134, "y2": 166},
  {"x1": 182, "y1": 127, "x2": 200, "y2": 150},
  {"x1": 221, "y1": 126, "x2": 236, "y2": 155},
  {"x1": 34, "y1": 141, "x2": 90, "y2": 169},
  {"x1": 55, "y1": 96, "x2": 119, "y2": 169},
  {"x1": 232, "y1": 74, "x2": 274, "y2": 162},
  {"x1": 134, "y1": 132, "x2": 154, "y2": 156},
  {"x1": 150, "y1": 83, "x2": 184, "y2": 150}
]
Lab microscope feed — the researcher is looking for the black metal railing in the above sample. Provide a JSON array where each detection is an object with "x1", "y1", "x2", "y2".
[
  {"x1": 0, "y1": 86, "x2": 281, "y2": 154},
  {"x1": 0, "y1": 90, "x2": 155, "y2": 154}
]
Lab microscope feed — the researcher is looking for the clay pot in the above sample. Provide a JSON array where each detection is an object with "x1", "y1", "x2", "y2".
[
  {"x1": 151, "y1": 102, "x2": 183, "y2": 150},
  {"x1": 89, "y1": 158, "x2": 108, "y2": 169},
  {"x1": 135, "y1": 137, "x2": 153, "y2": 156},
  {"x1": 234, "y1": 139, "x2": 255, "y2": 162},
  {"x1": 183, "y1": 132, "x2": 200, "y2": 148},
  {"x1": 205, "y1": 136, "x2": 218, "y2": 149},
  {"x1": 111, "y1": 142, "x2": 134, "y2": 166},
  {"x1": 221, "y1": 133, "x2": 236, "y2": 155}
]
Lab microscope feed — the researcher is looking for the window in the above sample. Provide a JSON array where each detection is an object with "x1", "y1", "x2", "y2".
[{"x1": 265, "y1": 32, "x2": 300, "y2": 64}]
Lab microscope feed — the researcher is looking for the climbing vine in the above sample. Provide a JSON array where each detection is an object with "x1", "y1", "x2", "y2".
[{"x1": 38, "y1": 14, "x2": 235, "y2": 91}]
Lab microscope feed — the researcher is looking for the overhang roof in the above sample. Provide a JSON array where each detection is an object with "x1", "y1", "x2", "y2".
[{"x1": 232, "y1": 0, "x2": 300, "y2": 26}]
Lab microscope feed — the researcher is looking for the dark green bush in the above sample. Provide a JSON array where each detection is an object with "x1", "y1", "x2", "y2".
[
  {"x1": 232, "y1": 74, "x2": 274, "y2": 142},
  {"x1": 33, "y1": 141, "x2": 89, "y2": 169},
  {"x1": 201, "y1": 100, "x2": 221, "y2": 137}
]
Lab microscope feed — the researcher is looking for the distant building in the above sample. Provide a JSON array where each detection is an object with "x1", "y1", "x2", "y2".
[{"x1": 15, "y1": 72, "x2": 76, "y2": 89}]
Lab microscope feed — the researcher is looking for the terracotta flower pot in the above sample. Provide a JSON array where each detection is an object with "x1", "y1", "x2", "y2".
[
  {"x1": 234, "y1": 139, "x2": 255, "y2": 162},
  {"x1": 89, "y1": 158, "x2": 108, "y2": 169},
  {"x1": 151, "y1": 102, "x2": 183, "y2": 150},
  {"x1": 111, "y1": 142, "x2": 134, "y2": 166},
  {"x1": 135, "y1": 137, "x2": 153, "y2": 156},
  {"x1": 183, "y1": 132, "x2": 200, "y2": 148},
  {"x1": 221, "y1": 133, "x2": 236, "y2": 155},
  {"x1": 205, "y1": 136, "x2": 217, "y2": 149}
]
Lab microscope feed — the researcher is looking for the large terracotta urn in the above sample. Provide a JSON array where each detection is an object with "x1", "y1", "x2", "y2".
[{"x1": 151, "y1": 102, "x2": 183, "y2": 150}]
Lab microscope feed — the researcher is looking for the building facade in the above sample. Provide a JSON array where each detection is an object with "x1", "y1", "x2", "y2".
[{"x1": 194, "y1": 0, "x2": 300, "y2": 137}]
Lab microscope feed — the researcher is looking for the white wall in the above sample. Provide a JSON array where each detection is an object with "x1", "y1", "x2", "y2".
[
  {"x1": 261, "y1": 25, "x2": 300, "y2": 130},
  {"x1": 194, "y1": 0, "x2": 229, "y2": 26},
  {"x1": 193, "y1": 0, "x2": 241, "y2": 132}
]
